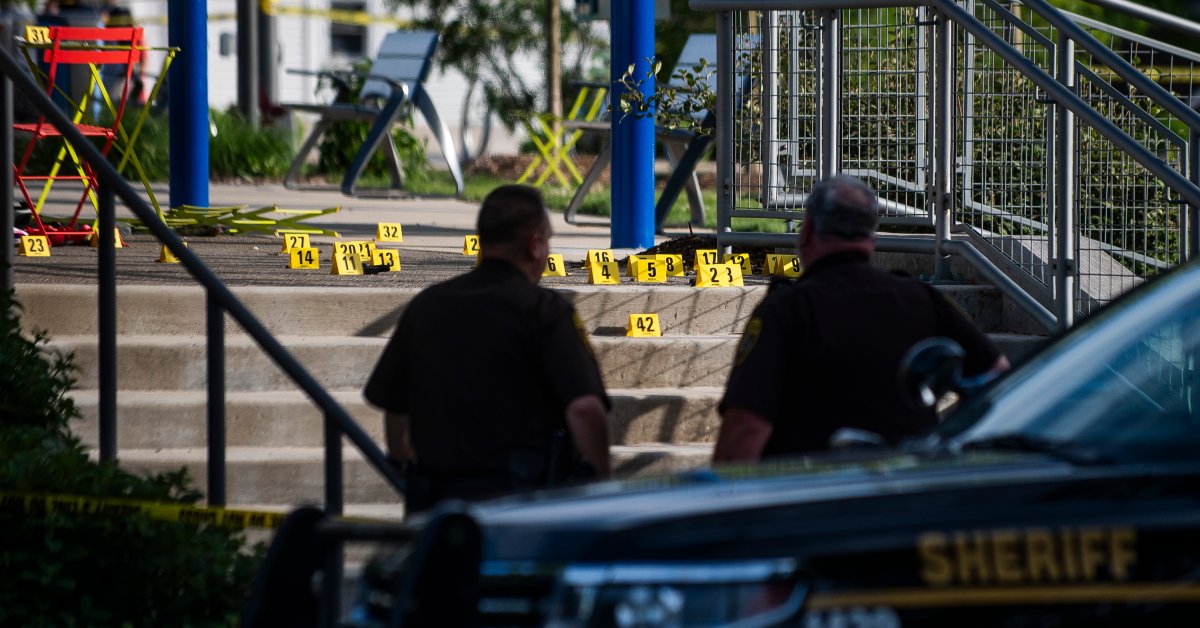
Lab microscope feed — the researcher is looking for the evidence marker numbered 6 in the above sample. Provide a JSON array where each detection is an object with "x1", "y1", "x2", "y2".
[
  {"x1": 543, "y1": 254, "x2": 567, "y2": 277},
  {"x1": 626, "y1": 313, "x2": 662, "y2": 337},
  {"x1": 376, "y1": 222, "x2": 403, "y2": 243}
]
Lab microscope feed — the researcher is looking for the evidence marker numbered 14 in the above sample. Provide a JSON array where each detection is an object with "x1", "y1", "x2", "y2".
[{"x1": 289, "y1": 247, "x2": 319, "y2": 269}]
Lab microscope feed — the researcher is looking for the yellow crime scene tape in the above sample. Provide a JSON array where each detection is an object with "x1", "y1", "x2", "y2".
[
  {"x1": 0, "y1": 490, "x2": 288, "y2": 530},
  {"x1": 144, "y1": 1, "x2": 412, "y2": 28}
]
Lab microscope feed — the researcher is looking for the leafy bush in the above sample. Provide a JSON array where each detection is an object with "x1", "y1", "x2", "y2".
[
  {"x1": 210, "y1": 108, "x2": 293, "y2": 180},
  {"x1": 0, "y1": 291, "x2": 261, "y2": 626},
  {"x1": 305, "y1": 58, "x2": 430, "y2": 185}
]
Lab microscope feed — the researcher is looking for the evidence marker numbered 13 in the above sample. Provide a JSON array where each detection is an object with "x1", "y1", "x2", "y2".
[
  {"x1": 376, "y1": 222, "x2": 403, "y2": 243},
  {"x1": 626, "y1": 313, "x2": 662, "y2": 337},
  {"x1": 543, "y1": 254, "x2": 567, "y2": 277},
  {"x1": 371, "y1": 248, "x2": 401, "y2": 272}
]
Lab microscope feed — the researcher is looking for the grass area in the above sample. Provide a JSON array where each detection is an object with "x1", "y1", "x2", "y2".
[{"x1": 402, "y1": 170, "x2": 790, "y2": 234}]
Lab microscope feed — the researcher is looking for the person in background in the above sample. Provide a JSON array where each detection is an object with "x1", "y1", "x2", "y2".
[
  {"x1": 364, "y1": 184, "x2": 612, "y2": 515},
  {"x1": 714, "y1": 174, "x2": 1010, "y2": 464}
]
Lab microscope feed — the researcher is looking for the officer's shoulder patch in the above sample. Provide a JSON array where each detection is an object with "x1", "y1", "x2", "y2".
[{"x1": 735, "y1": 316, "x2": 764, "y2": 366}]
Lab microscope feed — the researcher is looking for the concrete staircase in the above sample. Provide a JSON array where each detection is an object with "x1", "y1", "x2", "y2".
[{"x1": 15, "y1": 274, "x2": 1045, "y2": 515}]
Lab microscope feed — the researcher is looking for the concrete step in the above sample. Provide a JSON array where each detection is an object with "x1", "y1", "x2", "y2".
[
  {"x1": 51, "y1": 332, "x2": 1044, "y2": 393},
  {"x1": 109, "y1": 444, "x2": 713, "y2": 506},
  {"x1": 49, "y1": 334, "x2": 736, "y2": 390},
  {"x1": 15, "y1": 281, "x2": 1013, "y2": 338},
  {"x1": 70, "y1": 387, "x2": 724, "y2": 449}
]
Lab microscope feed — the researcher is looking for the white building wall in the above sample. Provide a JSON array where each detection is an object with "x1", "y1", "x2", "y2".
[{"x1": 121, "y1": 1, "x2": 590, "y2": 156}]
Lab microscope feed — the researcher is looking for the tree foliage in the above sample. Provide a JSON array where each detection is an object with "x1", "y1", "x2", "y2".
[{"x1": 386, "y1": 0, "x2": 605, "y2": 129}]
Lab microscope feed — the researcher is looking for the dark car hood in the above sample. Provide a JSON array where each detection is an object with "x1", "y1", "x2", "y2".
[{"x1": 463, "y1": 451, "x2": 1107, "y2": 561}]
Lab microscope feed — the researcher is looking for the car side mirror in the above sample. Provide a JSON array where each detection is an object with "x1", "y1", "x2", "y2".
[{"x1": 899, "y1": 337, "x2": 966, "y2": 410}]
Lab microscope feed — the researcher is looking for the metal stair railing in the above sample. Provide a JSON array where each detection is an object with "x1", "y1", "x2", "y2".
[
  {"x1": 0, "y1": 35, "x2": 403, "y2": 623},
  {"x1": 691, "y1": 0, "x2": 1200, "y2": 332}
]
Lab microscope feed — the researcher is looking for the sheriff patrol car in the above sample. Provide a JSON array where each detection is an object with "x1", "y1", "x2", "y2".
[{"x1": 254, "y1": 260, "x2": 1200, "y2": 626}]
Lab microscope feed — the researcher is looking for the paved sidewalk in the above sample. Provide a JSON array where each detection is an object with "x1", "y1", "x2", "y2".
[{"x1": 14, "y1": 182, "x2": 704, "y2": 288}]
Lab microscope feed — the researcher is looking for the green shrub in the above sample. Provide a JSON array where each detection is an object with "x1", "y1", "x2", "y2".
[
  {"x1": 209, "y1": 108, "x2": 293, "y2": 180},
  {"x1": 0, "y1": 291, "x2": 261, "y2": 626},
  {"x1": 308, "y1": 59, "x2": 430, "y2": 185}
]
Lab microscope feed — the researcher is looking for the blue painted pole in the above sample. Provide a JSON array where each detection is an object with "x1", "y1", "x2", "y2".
[
  {"x1": 168, "y1": 0, "x2": 209, "y2": 209},
  {"x1": 610, "y1": 0, "x2": 655, "y2": 248}
]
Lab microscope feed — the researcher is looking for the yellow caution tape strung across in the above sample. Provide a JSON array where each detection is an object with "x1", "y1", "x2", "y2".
[
  {"x1": 0, "y1": 491, "x2": 287, "y2": 530},
  {"x1": 144, "y1": 1, "x2": 411, "y2": 28}
]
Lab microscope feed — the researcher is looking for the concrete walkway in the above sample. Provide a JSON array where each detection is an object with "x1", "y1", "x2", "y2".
[{"x1": 13, "y1": 182, "x2": 694, "y2": 288}]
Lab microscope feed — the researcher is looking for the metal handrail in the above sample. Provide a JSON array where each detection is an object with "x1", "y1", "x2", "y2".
[
  {"x1": 0, "y1": 42, "x2": 404, "y2": 512},
  {"x1": 1078, "y1": 0, "x2": 1200, "y2": 40}
]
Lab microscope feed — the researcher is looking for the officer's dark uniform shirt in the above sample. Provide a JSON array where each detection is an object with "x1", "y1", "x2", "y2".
[
  {"x1": 364, "y1": 259, "x2": 609, "y2": 474},
  {"x1": 720, "y1": 251, "x2": 1001, "y2": 458}
]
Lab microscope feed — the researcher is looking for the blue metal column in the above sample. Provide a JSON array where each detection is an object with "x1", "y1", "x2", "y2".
[
  {"x1": 609, "y1": 0, "x2": 655, "y2": 248},
  {"x1": 168, "y1": 0, "x2": 210, "y2": 208}
]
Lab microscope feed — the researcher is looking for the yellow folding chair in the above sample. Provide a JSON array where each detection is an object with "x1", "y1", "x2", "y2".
[{"x1": 517, "y1": 81, "x2": 609, "y2": 188}]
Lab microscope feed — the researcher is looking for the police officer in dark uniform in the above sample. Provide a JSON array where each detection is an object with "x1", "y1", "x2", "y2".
[
  {"x1": 364, "y1": 185, "x2": 611, "y2": 514},
  {"x1": 714, "y1": 175, "x2": 1009, "y2": 463}
]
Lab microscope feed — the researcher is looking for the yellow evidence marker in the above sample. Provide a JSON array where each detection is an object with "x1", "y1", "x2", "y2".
[
  {"x1": 158, "y1": 242, "x2": 187, "y2": 264},
  {"x1": 90, "y1": 228, "x2": 125, "y2": 248},
  {"x1": 331, "y1": 250, "x2": 363, "y2": 275},
  {"x1": 372, "y1": 249, "x2": 401, "y2": 272},
  {"x1": 724, "y1": 252, "x2": 752, "y2": 276},
  {"x1": 464, "y1": 235, "x2": 481, "y2": 256},
  {"x1": 626, "y1": 254, "x2": 653, "y2": 277},
  {"x1": 355, "y1": 241, "x2": 375, "y2": 261},
  {"x1": 585, "y1": 249, "x2": 614, "y2": 268},
  {"x1": 280, "y1": 232, "x2": 310, "y2": 253},
  {"x1": 764, "y1": 253, "x2": 779, "y2": 274},
  {"x1": 376, "y1": 222, "x2": 403, "y2": 243},
  {"x1": 657, "y1": 254, "x2": 684, "y2": 276},
  {"x1": 589, "y1": 260, "x2": 620, "y2": 285},
  {"x1": 696, "y1": 263, "x2": 744, "y2": 287},
  {"x1": 289, "y1": 247, "x2": 319, "y2": 269},
  {"x1": 634, "y1": 256, "x2": 667, "y2": 283},
  {"x1": 627, "y1": 313, "x2": 662, "y2": 337},
  {"x1": 18, "y1": 235, "x2": 50, "y2": 257},
  {"x1": 543, "y1": 254, "x2": 567, "y2": 277},
  {"x1": 774, "y1": 254, "x2": 802, "y2": 278},
  {"x1": 694, "y1": 249, "x2": 719, "y2": 268}
]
